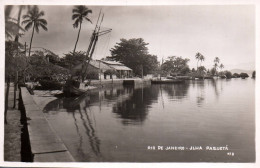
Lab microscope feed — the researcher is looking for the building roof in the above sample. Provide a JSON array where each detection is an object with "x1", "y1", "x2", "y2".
[
  {"x1": 100, "y1": 60, "x2": 132, "y2": 71},
  {"x1": 108, "y1": 65, "x2": 132, "y2": 71},
  {"x1": 100, "y1": 60, "x2": 123, "y2": 65},
  {"x1": 89, "y1": 60, "x2": 112, "y2": 70}
]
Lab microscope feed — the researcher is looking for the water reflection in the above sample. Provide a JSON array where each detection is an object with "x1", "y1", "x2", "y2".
[
  {"x1": 161, "y1": 83, "x2": 189, "y2": 100},
  {"x1": 112, "y1": 85, "x2": 159, "y2": 125},
  {"x1": 44, "y1": 80, "x2": 227, "y2": 122},
  {"x1": 42, "y1": 79, "x2": 255, "y2": 162}
]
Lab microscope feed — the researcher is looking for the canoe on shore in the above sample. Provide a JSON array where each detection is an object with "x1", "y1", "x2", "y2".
[{"x1": 151, "y1": 79, "x2": 185, "y2": 84}]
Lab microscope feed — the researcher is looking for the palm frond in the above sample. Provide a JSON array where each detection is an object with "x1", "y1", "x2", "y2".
[
  {"x1": 5, "y1": 6, "x2": 13, "y2": 18},
  {"x1": 22, "y1": 19, "x2": 32, "y2": 25},
  {"x1": 35, "y1": 24, "x2": 39, "y2": 33},
  {"x1": 39, "y1": 23, "x2": 48, "y2": 31},
  {"x1": 22, "y1": 14, "x2": 31, "y2": 19},
  {"x1": 37, "y1": 19, "x2": 47, "y2": 25},
  {"x1": 38, "y1": 11, "x2": 45, "y2": 17},
  {"x1": 24, "y1": 22, "x2": 33, "y2": 31},
  {"x1": 83, "y1": 9, "x2": 92, "y2": 16},
  {"x1": 72, "y1": 7, "x2": 80, "y2": 14},
  {"x1": 5, "y1": 31, "x2": 13, "y2": 39},
  {"x1": 84, "y1": 17, "x2": 92, "y2": 23},
  {"x1": 72, "y1": 13, "x2": 80, "y2": 20},
  {"x1": 73, "y1": 19, "x2": 79, "y2": 28}
]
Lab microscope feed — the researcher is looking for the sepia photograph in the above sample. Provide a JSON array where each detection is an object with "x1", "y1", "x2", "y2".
[{"x1": 2, "y1": 1, "x2": 258, "y2": 166}]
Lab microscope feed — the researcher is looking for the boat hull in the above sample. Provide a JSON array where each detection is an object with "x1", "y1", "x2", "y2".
[
  {"x1": 63, "y1": 85, "x2": 88, "y2": 97},
  {"x1": 151, "y1": 79, "x2": 185, "y2": 84}
]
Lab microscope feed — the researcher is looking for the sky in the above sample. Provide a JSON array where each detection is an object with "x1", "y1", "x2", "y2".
[{"x1": 9, "y1": 5, "x2": 255, "y2": 70}]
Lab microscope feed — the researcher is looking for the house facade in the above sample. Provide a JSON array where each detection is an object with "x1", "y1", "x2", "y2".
[
  {"x1": 100, "y1": 60, "x2": 132, "y2": 78},
  {"x1": 72, "y1": 60, "x2": 132, "y2": 80}
]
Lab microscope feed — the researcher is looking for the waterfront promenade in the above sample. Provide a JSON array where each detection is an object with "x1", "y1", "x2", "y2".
[{"x1": 4, "y1": 83, "x2": 21, "y2": 161}]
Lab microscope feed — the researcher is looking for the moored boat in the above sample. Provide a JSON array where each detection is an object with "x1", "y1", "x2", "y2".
[
  {"x1": 63, "y1": 79, "x2": 88, "y2": 97},
  {"x1": 151, "y1": 79, "x2": 185, "y2": 84}
]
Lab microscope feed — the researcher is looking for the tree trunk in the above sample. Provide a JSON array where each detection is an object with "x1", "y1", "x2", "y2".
[
  {"x1": 28, "y1": 23, "x2": 35, "y2": 57},
  {"x1": 5, "y1": 76, "x2": 10, "y2": 124},
  {"x1": 13, "y1": 7, "x2": 22, "y2": 108},
  {"x1": 73, "y1": 22, "x2": 82, "y2": 56},
  {"x1": 13, "y1": 71, "x2": 18, "y2": 108},
  {"x1": 197, "y1": 60, "x2": 199, "y2": 71}
]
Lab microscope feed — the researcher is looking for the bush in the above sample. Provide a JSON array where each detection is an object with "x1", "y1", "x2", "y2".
[
  {"x1": 240, "y1": 73, "x2": 249, "y2": 78},
  {"x1": 252, "y1": 71, "x2": 255, "y2": 78},
  {"x1": 224, "y1": 71, "x2": 232, "y2": 79},
  {"x1": 232, "y1": 73, "x2": 240, "y2": 78},
  {"x1": 39, "y1": 80, "x2": 62, "y2": 90}
]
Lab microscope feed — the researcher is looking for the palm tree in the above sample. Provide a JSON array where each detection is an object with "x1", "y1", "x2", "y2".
[
  {"x1": 213, "y1": 57, "x2": 220, "y2": 75},
  {"x1": 5, "y1": 6, "x2": 24, "y2": 40},
  {"x1": 219, "y1": 63, "x2": 224, "y2": 76},
  {"x1": 15, "y1": 5, "x2": 31, "y2": 43},
  {"x1": 213, "y1": 63, "x2": 218, "y2": 76},
  {"x1": 22, "y1": 5, "x2": 48, "y2": 57},
  {"x1": 199, "y1": 54, "x2": 205, "y2": 66},
  {"x1": 219, "y1": 63, "x2": 224, "y2": 71},
  {"x1": 72, "y1": 5, "x2": 92, "y2": 55},
  {"x1": 195, "y1": 52, "x2": 201, "y2": 71},
  {"x1": 214, "y1": 57, "x2": 220, "y2": 64}
]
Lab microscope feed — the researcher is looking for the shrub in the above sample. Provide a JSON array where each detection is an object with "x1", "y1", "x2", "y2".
[
  {"x1": 240, "y1": 73, "x2": 249, "y2": 78},
  {"x1": 224, "y1": 71, "x2": 232, "y2": 79},
  {"x1": 232, "y1": 73, "x2": 240, "y2": 78},
  {"x1": 252, "y1": 71, "x2": 255, "y2": 78}
]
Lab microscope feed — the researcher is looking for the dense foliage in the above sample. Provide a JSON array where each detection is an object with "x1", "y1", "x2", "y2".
[
  {"x1": 61, "y1": 51, "x2": 87, "y2": 69},
  {"x1": 161, "y1": 56, "x2": 190, "y2": 75},
  {"x1": 27, "y1": 51, "x2": 69, "y2": 81},
  {"x1": 224, "y1": 71, "x2": 232, "y2": 79},
  {"x1": 240, "y1": 73, "x2": 249, "y2": 78},
  {"x1": 252, "y1": 71, "x2": 255, "y2": 78},
  {"x1": 5, "y1": 41, "x2": 27, "y2": 79},
  {"x1": 109, "y1": 38, "x2": 159, "y2": 76},
  {"x1": 39, "y1": 80, "x2": 62, "y2": 90}
]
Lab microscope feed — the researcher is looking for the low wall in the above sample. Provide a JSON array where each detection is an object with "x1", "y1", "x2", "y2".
[
  {"x1": 20, "y1": 87, "x2": 75, "y2": 162},
  {"x1": 89, "y1": 78, "x2": 151, "y2": 86}
]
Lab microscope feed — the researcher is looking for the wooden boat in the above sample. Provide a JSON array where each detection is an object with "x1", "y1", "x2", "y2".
[
  {"x1": 63, "y1": 11, "x2": 111, "y2": 97},
  {"x1": 63, "y1": 79, "x2": 88, "y2": 97},
  {"x1": 63, "y1": 85, "x2": 88, "y2": 97},
  {"x1": 151, "y1": 79, "x2": 185, "y2": 84}
]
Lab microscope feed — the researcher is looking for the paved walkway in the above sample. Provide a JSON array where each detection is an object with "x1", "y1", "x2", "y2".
[{"x1": 4, "y1": 83, "x2": 22, "y2": 161}]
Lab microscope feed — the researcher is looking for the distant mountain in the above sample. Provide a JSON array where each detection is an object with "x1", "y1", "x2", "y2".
[{"x1": 230, "y1": 69, "x2": 254, "y2": 75}]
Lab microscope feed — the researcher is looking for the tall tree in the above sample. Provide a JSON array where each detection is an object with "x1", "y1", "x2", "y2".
[
  {"x1": 15, "y1": 5, "x2": 31, "y2": 43},
  {"x1": 5, "y1": 6, "x2": 25, "y2": 40},
  {"x1": 195, "y1": 52, "x2": 201, "y2": 71},
  {"x1": 213, "y1": 57, "x2": 220, "y2": 75},
  {"x1": 13, "y1": 5, "x2": 31, "y2": 108},
  {"x1": 161, "y1": 56, "x2": 190, "y2": 75},
  {"x1": 72, "y1": 5, "x2": 92, "y2": 55},
  {"x1": 199, "y1": 54, "x2": 205, "y2": 66},
  {"x1": 22, "y1": 5, "x2": 48, "y2": 57},
  {"x1": 109, "y1": 38, "x2": 158, "y2": 76},
  {"x1": 219, "y1": 63, "x2": 224, "y2": 73}
]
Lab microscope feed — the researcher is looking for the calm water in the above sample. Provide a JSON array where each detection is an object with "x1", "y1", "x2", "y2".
[{"x1": 43, "y1": 78, "x2": 255, "y2": 162}]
